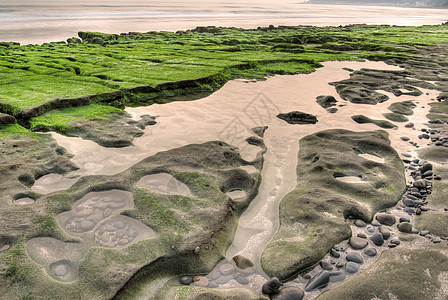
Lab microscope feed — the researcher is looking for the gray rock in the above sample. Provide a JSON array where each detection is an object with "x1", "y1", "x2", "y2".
[
  {"x1": 397, "y1": 222, "x2": 413, "y2": 233},
  {"x1": 363, "y1": 248, "x2": 377, "y2": 257},
  {"x1": 420, "y1": 163, "x2": 433, "y2": 173},
  {"x1": 349, "y1": 236, "x2": 368, "y2": 249},
  {"x1": 305, "y1": 271, "x2": 330, "y2": 292},
  {"x1": 346, "y1": 253, "x2": 364, "y2": 264},
  {"x1": 413, "y1": 179, "x2": 427, "y2": 189},
  {"x1": 357, "y1": 233, "x2": 367, "y2": 239},
  {"x1": 277, "y1": 111, "x2": 318, "y2": 125},
  {"x1": 320, "y1": 261, "x2": 333, "y2": 271},
  {"x1": 329, "y1": 271, "x2": 346, "y2": 282},
  {"x1": 355, "y1": 220, "x2": 366, "y2": 227},
  {"x1": 370, "y1": 233, "x2": 384, "y2": 246},
  {"x1": 379, "y1": 226, "x2": 391, "y2": 240},
  {"x1": 180, "y1": 276, "x2": 193, "y2": 285},
  {"x1": 330, "y1": 249, "x2": 340, "y2": 258},
  {"x1": 376, "y1": 213, "x2": 396, "y2": 226},
  {"x1": 345, "y1": 262, "x2": 359, "y2": 274},
  {"x1": 271, "y1": 287, "x2": 305, "y2": 300},
  {"x1": 262, "y1": 277, "x2": 282, "y2": 295}
]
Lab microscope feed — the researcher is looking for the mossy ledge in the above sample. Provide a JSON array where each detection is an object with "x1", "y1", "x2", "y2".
[{"x1": 261, "y1": 129, "x2": 406, "y2": 281}]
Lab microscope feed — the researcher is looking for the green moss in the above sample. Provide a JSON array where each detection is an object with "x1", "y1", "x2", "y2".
[
  {"x1": 0, "y1": 123, "x2": 31, "y2": 137},
  {"x1": 29, "y1": 104, "x2": 123, "y2": 132}
]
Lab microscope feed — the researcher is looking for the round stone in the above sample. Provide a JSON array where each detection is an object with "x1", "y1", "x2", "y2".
[
  {"x1": 232, "y1": 255, "x2": 254, "y2": 269},
  {"x1": 345, "y1": 262, "x2": 359, "y2": 274},
  {"x1": 397, "y1": 222, "x2": 413, "y2": 233},
  {"x1": 180, "y1": 276, "x2": 193, "y2": 285},
  {"x1": 346, "y1": 253, "x2": 363, "y2": 264},
  {"x1": 363, "y1": 248, "x2": 377, "y2": 257},
  {"x1": 262, "y1": 277, "x2": 282, "y2": 295},
  {"x1": 379, "y1": 226, "x2": 391, "y2": 240},
  {"x1": 355, "y1": 220, "x2": 366, "y2": 227},
  {"x1": 420, "y1": 163, "x2": 433, "y2": 173},
  {"x1": 376, "y1": 213, "x2": 396, "y2": 226},
  {"x1": 320, "y1": 261, "x2": 333, "y2": 271},
  {"x1": 370, "y1": 233, "x2": 384, "y2": 246},
  {"x1": 349, "y1": 236, "x2": 368, "y2": 250},
  {"x1": 330, "y1": 249, "x2": 340, "y2": 258},
  {"x1": 413, "y1": 179, "x2": 427, "y2": 189}
]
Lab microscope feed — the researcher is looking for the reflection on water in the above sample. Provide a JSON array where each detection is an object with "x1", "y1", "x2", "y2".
[{"x1": 1, "y1": 0, "x2": 447, "y2": 44}]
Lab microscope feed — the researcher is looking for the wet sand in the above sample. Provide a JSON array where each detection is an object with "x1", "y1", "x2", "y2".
[{"x1": 1, "y1": 0, "x2": 447, "y2": 44}]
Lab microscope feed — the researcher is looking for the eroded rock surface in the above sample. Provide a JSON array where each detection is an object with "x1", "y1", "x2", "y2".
[{"x1": 261, "y1": 129, "x2": 406, "y2": 280}]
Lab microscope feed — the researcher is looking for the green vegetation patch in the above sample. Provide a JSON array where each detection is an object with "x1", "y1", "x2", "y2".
[{"x1": 29, "y1": 103, "x2": 122, "y2": 132}]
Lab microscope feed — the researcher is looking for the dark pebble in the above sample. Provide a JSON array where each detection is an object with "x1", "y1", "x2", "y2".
[
  {"x1": 336, "y1": 262, "x2": 345, "y2": 268},
  {"x1": 320, "y1": 261, "x2": 333, "y2": 271},
  {"x1": 399, "y1": 216, "x2": 410, "y2": 222},
  {"x1": 262, "y1": 277, "x2": 282, "y2": 295},
  {"x1": 390, "y1": 239, "x2": 401, "y2": 245},
  {"x1": 305, "y1": 271, "x2": 330, "y2": 292},
  {"x1": 345, "y1": 262, "x2": 359, "y2": 274},
  {"x1": 357, "y1": 233, "x2": 367, "y2": 239},
  {"x1": 420, "y1": 230, "x2": 430, "y2": 236},
  {"x1": 379, "y1": 226, "x2": 391, "y2": 240},
  {"x1": 355, "y1": 220, "x2": 366, "y2": 227},
  {"x1": 235, "y1": 275, "x2": 249, "y2": 285},
  {"x1": 180, "y1": 276, "x2": 193, "y2": 285},
  {"x1": 420, "y1": 163, "x2": 433, "y2": 173},
  {"x1": 397, "y1": 222, "x2": 413, "y2": 233},
  {"x1": 370, "y1": 233, "x2": 384, "y2": 246},
  {"x1": 330, "y1": 249, "x2": 340, "y2": 258},
  {"x1": 376, "y1": 213, "x2": 396, "y2": 226},
  {"x1": 404, "y1": 207, "x2": 415, "y2": 214},
  {"x1": 363, "y1": 248, "x2": 377, "y2": 257},
  {"x1": 346, "y1": 253, "x2": 364, "y2": 264},
  {"x1": 403, "y1": 198, "x2": 415, "y2": 207},
  {"x1": 366, "y1": 225, "x2": 375, "y2": 233},
  {"x1": 349, "y1": 236, "x2": 368, "y2": 249}
]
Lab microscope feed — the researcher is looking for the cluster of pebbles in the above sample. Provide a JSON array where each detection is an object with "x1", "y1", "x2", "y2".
[
  {"x1": 64, "y1": 195, "x2": 128, "y2": 233},
  {"x1": 94, "y1": 218, "x2": 139, "y2": 248},
  {"x1": 177, "y1": 150, "x2": 445, "y2": 300}
]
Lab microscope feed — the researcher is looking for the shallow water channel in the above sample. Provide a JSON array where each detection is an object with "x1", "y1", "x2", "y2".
[{"x1": 40, "y1": 60, "x2": 439, "y2": 298}]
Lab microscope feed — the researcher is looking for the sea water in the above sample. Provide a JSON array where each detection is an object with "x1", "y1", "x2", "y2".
[{"x1": 1, "y1": 0, "x2": 447, "y2": 44}]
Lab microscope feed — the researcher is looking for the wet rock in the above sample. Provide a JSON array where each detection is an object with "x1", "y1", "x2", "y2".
[
  {"x1": 233, "y1": 255, "x2": 254, "y2": 269},
  {"x1": 355, "y1": 220, "x2": 366, "y2": 227},
  {"x1": 413, "y1": 179, "x2": 427, "y2": 189},
  {"x1": 379, "y1": 226, "x2": 391, "y2": 240},
  {"x1": 262, "y1": 277, "x2": 282, "y2": 295},
  {"x1": 320, "y1": 261, "x2": 333, "y2": 271},
  {"x1": 329, "y1": 270, "x2": 346, "y2": 282},
  {"x1": 363, "y1": 248, "x2": 377, "y2": 257},
  {"x1": 398, "y1": 222, "x2": 413, "y2": 233},
  {"x1": 346, "y1": 253, "x2": 364, "y2": 264},
  {"x1": 305, "y1": 271, "x2": 330, "y2": 292},
  {"x1": 370, "y1": 233, "x2": 384, "y2": 246},
  {"x1": 349, "y1": 236, "x2": 368, "y2": 250},
  {"x1": 376, "y1": 213, "x2": 396, "y2": 226},
  {"x1": 316, "y1": 95, "x2": 337, "y2": 109},
  {"x1": 271, "y1": 287, "x2": 304, "y2": 300},
  {"x1": 330, "y1": 249, "x2": 340, "y2": 258},
  {"x1": 180, "y1": 276, "x2": 193, "y2": 285},
  {"x1": 345, "y1": 262, "x2": 359, "y2": 274},
  {"x1": 420, "y1": 163, "x2": 433, "y2": 173},
  {"x1": 277, "y1": 111, "x2": 318, "y2": 125}
]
